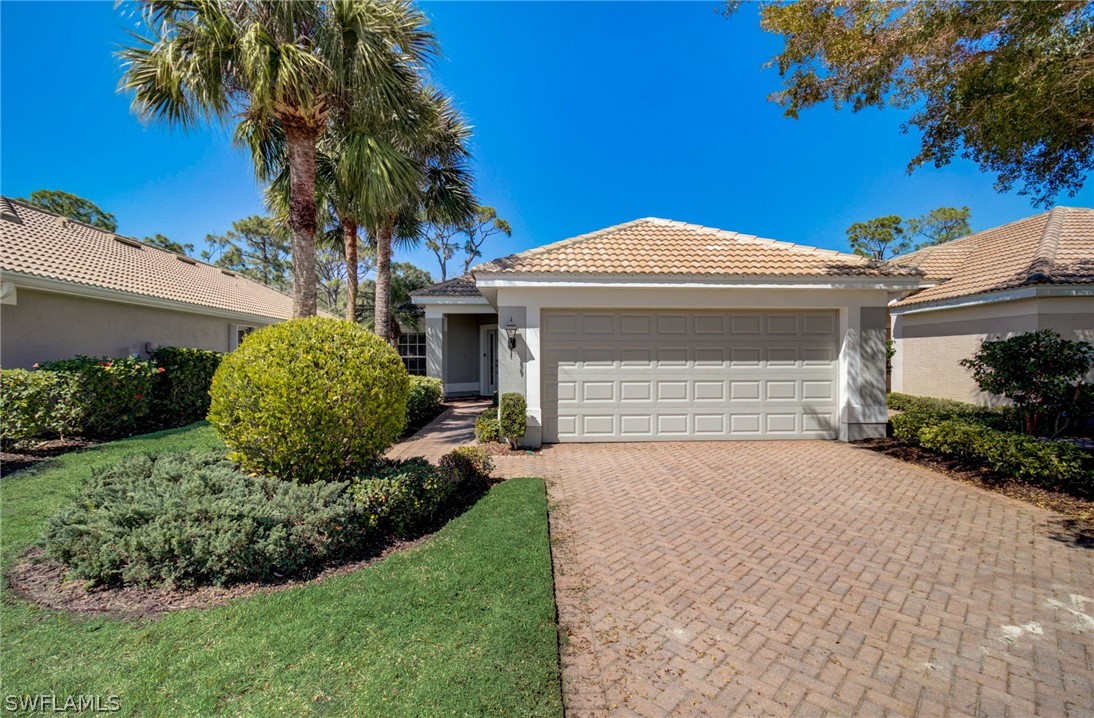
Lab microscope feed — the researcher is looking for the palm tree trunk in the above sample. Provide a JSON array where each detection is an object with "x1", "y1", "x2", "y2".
[
  {"x1": 341, "y1": 218, "x2": 359, "y2": 322},
  {"x1": 284, "y1": 123, "x2": 319, "y2": 317},
  {"x1": 375, "y1": 218, "x2": 394, "y2": 343}
]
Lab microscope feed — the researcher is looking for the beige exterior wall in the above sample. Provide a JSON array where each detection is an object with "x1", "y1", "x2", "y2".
[
  {"x1": 0, "y1": 288, "x2": 270, "y2": 368},
  {"x1": 891, "y1": 296, "x2": 1094, "y2": 404}
]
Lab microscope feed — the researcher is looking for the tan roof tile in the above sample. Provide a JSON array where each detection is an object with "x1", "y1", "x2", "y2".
[
  {"x1": 473, "y1": 218, "x2": 919, "y2": 278},
  {"x1": 892, "y1": 207, "x2": 1094, "y2": 307},
  {"x1": 0, "y1": 197, "x2": 295, "y2": 320}
]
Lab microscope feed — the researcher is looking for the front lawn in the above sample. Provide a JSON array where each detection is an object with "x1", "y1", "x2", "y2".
[{"x1": 1, "y1": 424, "x2": 562, "y2": 717}]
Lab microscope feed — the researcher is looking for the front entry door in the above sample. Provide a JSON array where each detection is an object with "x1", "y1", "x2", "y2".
[{"x1": 480, "y1": 326, "x2": 499, "y2": 397}]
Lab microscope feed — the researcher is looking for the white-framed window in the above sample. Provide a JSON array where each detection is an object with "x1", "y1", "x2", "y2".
[
  {"x1": 397, "y1": 332, "x2": 427, "y2": 376},
  {"x1": 231, "y1": 324, "x2": 257, "y2": 351}
]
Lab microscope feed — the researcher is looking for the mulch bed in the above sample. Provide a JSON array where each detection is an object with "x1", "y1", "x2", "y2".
[
  {"x1": 1, "y1": 438, "x2": 100, "y2": 478},
  {"x1": 856, "y1": 438, "x2": 1094, "y2": 524},
  {"x1": 6, "y1": 537, "x2": 428, "y2": 621}
]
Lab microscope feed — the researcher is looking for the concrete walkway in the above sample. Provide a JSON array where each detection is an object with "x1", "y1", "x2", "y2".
[{"x1": 386, "y1": 399, "x2": 490, "y2": 463}]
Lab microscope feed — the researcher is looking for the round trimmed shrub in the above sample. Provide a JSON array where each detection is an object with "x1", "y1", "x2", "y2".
[{"x1": 207, "y1": 317, "x2": 410, "y2": 482}]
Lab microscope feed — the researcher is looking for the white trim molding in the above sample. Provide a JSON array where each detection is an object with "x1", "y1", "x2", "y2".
[
  {"x1": 411, "y1": 295, "x2": 489, "y2": 306},
  {"x1": 474, "y1": 272, "x2": 924, "y2": 292},
  {"x1": 890, "y1": 284, "x2": 1094, "y2": 316}
]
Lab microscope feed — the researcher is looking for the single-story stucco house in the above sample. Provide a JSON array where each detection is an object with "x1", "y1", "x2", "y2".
[
  {"x1": 0, "y1": 196, "x2": 296, "y2": 368},
  {"x1": 890, "y1": 207, "x2": 1094, "y2": 404},
  {"x1": 412, "y1": 217, "x2": 924, "y2": 446}
]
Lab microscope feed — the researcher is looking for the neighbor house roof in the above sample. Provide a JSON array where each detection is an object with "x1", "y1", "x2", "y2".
[
  {"x1": 891, "y1": 206, "x2": 1094, "y2": 308},
  {"x1": 409, "y1": 275, "x2": 482, "y2": 298},
  {"x1": 0, "y1": 196, "x2": 296, "y2": 321},
  {"x1": 472, "y1": 218, "x2": 921, "y2": 278}
]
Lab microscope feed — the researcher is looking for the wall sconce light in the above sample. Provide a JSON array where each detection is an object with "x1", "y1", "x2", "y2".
[{"x1": 504, "y1": 317, "x2": 519, "y2": 351}]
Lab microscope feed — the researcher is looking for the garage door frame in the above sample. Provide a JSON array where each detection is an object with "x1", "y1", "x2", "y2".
[{"x1": 540, "y1": 308, "x2": 840, "y2": 442}]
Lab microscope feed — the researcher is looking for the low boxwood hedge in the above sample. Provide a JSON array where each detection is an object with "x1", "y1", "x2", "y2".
[
  {"x1": 918, "y1": 419, "x2": 1090, "y2": 495},
  {"x1": 406, "y1": 376, "x2": 444, "y2": 432},
  {"x1": 474, "y1": 409, "x2": 501, "y2": 443},
  {"x1": 888, "y1": 392, "x2": 1091, "y2": 496},
  {"x1": 44, "y1": 446, "x2": 493, "y2": 589}
]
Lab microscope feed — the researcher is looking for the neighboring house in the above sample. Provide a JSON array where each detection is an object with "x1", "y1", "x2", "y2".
[
  {"x1": 412, "y1": 218, "x2": 922, "y2": 446},
  {"x1": 890, "y1": 207, "x2": 1094, "y2": 404},
  {"x1": 0, "y1": 196, "x2": 296, "y2": 368}
]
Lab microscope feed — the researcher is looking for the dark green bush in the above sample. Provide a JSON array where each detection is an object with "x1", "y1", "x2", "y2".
[
  {"x1": 918, "y1": 419, "x2": 1090, "y2": 494},
  {"x1": 960, "y1": 330, "x2": 1094, "y2": 436},
  {"x1": 886, "y1": 392, "x2": 994, "y2": 415},
  {"x1": 406, "y1": 376, "x2": 444, "y2": 431},
  {"x1": 149, "y1": 346, "x2": 222, "y2": 426},
  {"x1": 207, "y1": 317, "x2": 410, "y2": 483},
  {"x1": 499, "y1": 393, "x2": 527, "y2": 446},
  {"x1": 888, "y1": 392, "x2": 1008, "y2": 444},
  {"x1": 43, "y1": 451, "x2": 373, "y2": 588},
  {"x1": 475, "y1": 409, "x2": 501, "y2": 443},
  {"x1": 0, "y1": 369, "x2": 82, "y2": 445},
  {"x1": 351, "y1": 446, "x2": 492, "y2": 538},
  {"x1": 38, "y1": 356, "x2": 158, "y2": 438}
]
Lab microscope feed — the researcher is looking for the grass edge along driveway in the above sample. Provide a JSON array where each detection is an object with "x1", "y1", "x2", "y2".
[{"x1": 0, "y1": 424, "x2": 563, "y2": 718}]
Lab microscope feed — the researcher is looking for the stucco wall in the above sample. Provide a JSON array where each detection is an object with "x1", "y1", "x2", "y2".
[
  {"x1": 0, "y1": 288, "x2": 266, "y2": 368},
  {"x1": 488, "y1": 285, "x2": 895, "y2": 446},
  {"x1": 892, "y1": 296, "x2": 1094, "y2": 403}
]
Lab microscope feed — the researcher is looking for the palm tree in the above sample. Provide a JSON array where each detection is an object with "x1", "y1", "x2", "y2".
[
  {"x1": 119, "y1": 0, "x2": 435, "y2": 317},
  {"x1": 364, "y1": 86, "x2": 476, "y2": 342}
]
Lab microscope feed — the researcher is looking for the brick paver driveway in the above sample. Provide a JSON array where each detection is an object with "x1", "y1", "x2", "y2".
[{"x1": 496, "y1": 442, "x2": 1094, "y2": 717}]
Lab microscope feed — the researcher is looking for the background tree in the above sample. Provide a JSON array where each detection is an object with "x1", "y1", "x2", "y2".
[
  {"x1": 423, "y1": 222, "x2": 462, "y2": 281},
  {"x1": 847, "y1": 206, "x2": 973, "y2": 258},
  {"x1": 846, "y1": 215, "x2": 909, "y2": 261},
  {"x1": 18, "y1": 189, "x2": 116, "y2": 231},
  {"x1": 315, "y1": 244, "x2": 348, "y2": 314},
  {"x1": 143, "y1": 233, "x2": 194, "y2": 255},
  {"x1": 203, "y1": 216, "x2": 292, "y2": 291},
  {"x1": 906, "y1": 206, "x2": 972, "y2": 249},
  {"x1": 120, "y1": 0, "x2": 435, "y2": 317},
  {"x1": 461, "y1": 206, "x2": 511, "y2": 275},
  {"x1": 357, "y1": 262, "x2": 433, "y2": 336},
  {"x1": 727, "y1": 1, "x2": 1094, "y2": 206}
]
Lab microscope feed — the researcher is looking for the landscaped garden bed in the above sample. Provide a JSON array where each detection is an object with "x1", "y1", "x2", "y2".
[{"x1": 0, "y1": 318, "x2": 562, "y2": 717}]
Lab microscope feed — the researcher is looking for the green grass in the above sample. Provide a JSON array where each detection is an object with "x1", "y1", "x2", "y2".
[{"x1": 1, "y1": 424, "x2": 562, "y2": 717}]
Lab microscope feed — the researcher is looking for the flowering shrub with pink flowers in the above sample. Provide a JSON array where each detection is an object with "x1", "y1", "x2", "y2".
[
  {"x1": 2, "y1": 348, "x2": 225, "y2": 446},
  {"x1": 36, "y1": 356, "x2": 159, "y2": 438}
]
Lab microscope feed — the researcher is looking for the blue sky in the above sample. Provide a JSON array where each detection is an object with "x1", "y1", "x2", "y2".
[{"x1": 2, "y1": 1, "x2": 1090, "y2": 280}]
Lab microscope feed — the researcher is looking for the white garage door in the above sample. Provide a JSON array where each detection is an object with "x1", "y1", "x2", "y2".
[{"x1": 541, "y1": 309, "x2": 839, "y2": 442}]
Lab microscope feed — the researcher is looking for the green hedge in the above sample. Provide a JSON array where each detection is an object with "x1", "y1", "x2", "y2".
[
  {"x1": 888, "y1": 392, "x2": 1008, "y2": 444},
  {"x1": 918, "y1": 419, "x2": 1090, "y2": 494},
  {"x1": 499, "y1": 393, "x2": 527, "y2": 446},
  {"x1": 149, "y1": 347, "x2": 222, "y2": 427},
  {"x1": 406, "y1": 376, "x2": 444, "y2": 431},
  {"x1": 44, "y1": 447, "x2": 493, "y2": 588},
  {"x1": 37, "y1": 356, "x2": 159, "y2": 438},
  {"x1": 2, "y1": 348, "x2": 224, "y2": 445},
  {"x1": 475, "y1": 409, "x2": 501, "y2": 443},
  {"x1": 351, "y1": 446, "x2": 492, "y2": 538},
  {"x1": 208, "y1": 317, "x2": 409, "y2": 483},
  {"x1": 0, "y1": 370, "x2": 83, "y2": 444}
]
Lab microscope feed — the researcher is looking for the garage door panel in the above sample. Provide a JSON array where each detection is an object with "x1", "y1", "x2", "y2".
[{"x1": 542, "y1": 309, "x2": 838, "y2": 441}]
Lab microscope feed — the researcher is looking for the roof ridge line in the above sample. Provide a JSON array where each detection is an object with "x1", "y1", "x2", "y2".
[
  {"x1": 641, "y1": 217, "x2": 868, "y2": 262},
  {"x1": 471, "y1": 218, "x2": 657, "y2": 273},
  {"x1": 1026, "y1": 207, "x2": 1067, "y2": 283},
  {"x1": 3, "y1": 195, "x2": 304, "y2": 305},
  {"x1": 891, "y1": 208, "x2": 1063, "y2": 263}
]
